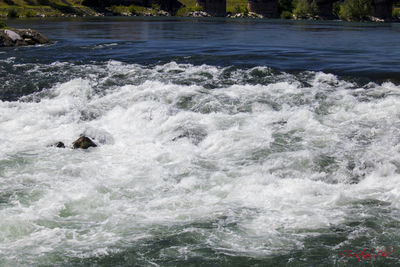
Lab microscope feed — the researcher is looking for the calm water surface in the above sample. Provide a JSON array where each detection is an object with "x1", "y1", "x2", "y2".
[{"x1": 1, "y1": 17, "x2": 400, "y2": 266}]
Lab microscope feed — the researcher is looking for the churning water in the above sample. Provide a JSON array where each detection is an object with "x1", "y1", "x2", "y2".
[{"x1": 1, "y1": 17, "x2": 400, "y2": 266}]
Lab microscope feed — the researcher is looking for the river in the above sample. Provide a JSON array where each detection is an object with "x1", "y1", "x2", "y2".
[{"x1": 1, "y1": 17, "x2": 400, "y2": 266}]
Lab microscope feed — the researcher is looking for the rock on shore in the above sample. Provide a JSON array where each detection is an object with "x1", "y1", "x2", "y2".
[{"x1": 0, "y1": 28, "x2": 50, "y2": 47}]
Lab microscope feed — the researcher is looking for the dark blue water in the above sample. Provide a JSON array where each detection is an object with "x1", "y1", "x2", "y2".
[
  {"x1": 4, "y1": 17, "x2": 400, "y2": 77},
  {"x1": 1, "y1": 17, "x2": 400, "y2": 266}
]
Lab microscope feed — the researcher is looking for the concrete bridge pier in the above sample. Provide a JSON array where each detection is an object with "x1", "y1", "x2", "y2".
[
  {"x1": 248, "y1": 0, "x2": 279, "y2": 18},
  {"x1": 196, "y1": 0, "x2": 227, "y2": 16},
  {"x1": 371, "y1": 0, "x2": 393, "y2": 19},
  {"x1": 314, "y1": 0, "x2": 335, "y2": 19}
]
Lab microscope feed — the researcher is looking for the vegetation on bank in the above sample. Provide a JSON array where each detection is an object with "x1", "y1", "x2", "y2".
[
  {"x1": 106, "y1": 4, "x2": 159, "y2": 16},
  {"x1": 280, "y1": 0, "x2": 399, "y2": 21},
  {"x1": 0, "y1": 0, "x2": 398, "y2": 21},
  {"x1": 179, "y1": 0, "x2": 397, "y2": 20},
  {"x1": 0, "y1": 19, "x2": 6, "y2": 28},
  {"x1": 0, "y1": 0, "x2": 99, "y2": 17},
  {"x1": 394, "y1": 6, "x2": 400, "y2": 18},
  {"x1": 339, "y1": 0, "x2": 371, "y2": 20},
  {"x1": 176, "y1": 0, "x2": 249, "y2": 16},
  {"x1": 292, "y1": 0, "x2": 319, "y2": 19},
  {"x1": 0, "y1": 0, "x2": 269, "y2": 18}
]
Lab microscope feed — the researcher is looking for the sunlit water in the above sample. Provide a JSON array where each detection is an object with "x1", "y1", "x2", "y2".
[{"x1": 1, "y1": 17, "x2": 400, "y2": 266}]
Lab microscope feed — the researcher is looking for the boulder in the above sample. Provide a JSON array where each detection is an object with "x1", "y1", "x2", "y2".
[
  {"x1": 72, "y1": 136, "x2": 97, "y2": 149},
  {"x1": 0, "y1": 28, "x2": 50, "y2": 47}
]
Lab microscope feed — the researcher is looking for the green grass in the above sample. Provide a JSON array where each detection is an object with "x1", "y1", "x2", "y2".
[
  {"x1": 107, "y1": 4, "x2": 156, "y2": 16},
  {"x1": 0, "y1": 0, "x2": 96, "y2": 17},
  {"x1": 0, "y1": 6, "x2": 62, "y2": 17},
  {"x1": 0, "y1": 0, "x2": 83, "y2": 5},
  {"x1": 226, "y1": 0, "x2": 247, "y2": 14},
  {"x1": 178, "y1": 0, "x2": 197, "y2": 8}
]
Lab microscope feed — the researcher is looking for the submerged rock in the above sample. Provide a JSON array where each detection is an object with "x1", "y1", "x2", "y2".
[
  {"x1": 0, "y1": 28, "x2": 50, "y2": 47},
  {"x1": 172, "y1": 127, "x2": 207, "y2": 145},
  {"x1": 72, "y1": 136, "x2": 97, "y2": 149}
]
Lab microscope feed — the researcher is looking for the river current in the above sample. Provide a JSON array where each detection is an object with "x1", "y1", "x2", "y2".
[{"x1": 1, "y1": 17, "x2": 400, "y2": 266}]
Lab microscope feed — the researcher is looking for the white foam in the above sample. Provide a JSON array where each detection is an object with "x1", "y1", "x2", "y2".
[{"x1": 1, "y1": 62, "x2": 400, "y2": 264}]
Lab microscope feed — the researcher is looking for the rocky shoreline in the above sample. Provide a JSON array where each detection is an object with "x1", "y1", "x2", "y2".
[
  {"x1": 0, "y1": 7, "x2": 398, "y2": 23},
  {"x1": 0, "y1": 4, "x2": 398, "y2": 22},
  {"x1": 0, "y1": 28, "x2": 50, "y2": 47}
]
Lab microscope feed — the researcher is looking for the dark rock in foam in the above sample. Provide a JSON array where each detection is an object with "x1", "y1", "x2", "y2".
[
  {"x1": 54, "y1": 142, "x2": 66, "y2": 148},
  {"x1": 72, "y1": 136, "x2": 97, "y2": 149},
  {"x1": 172, "y1": 127, "x2": 207, "y2": 145}
]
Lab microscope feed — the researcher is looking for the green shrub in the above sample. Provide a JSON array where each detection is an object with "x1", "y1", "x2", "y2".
[
  {"x1": 193, "y1": 6, "x2": 203, "y2": 12},
  {"x1": 129, "y1": 5, "x2": 137, "y2": 14},
  {"x1": 279, "y1": 0, "x2": 295, "y2": 13},
  {"x1": 332, "y1": 1, "x2": 341, "y2": 18},
  {"x1": 340, "y1": 0, "x2": 371, "y2": 21},
  {"x1": 234, "y1": 5, "x2": 241, "y2": 14},
  {"x1": 393, "y1": 8, "x2": 400, "y2": 18},
  {"x1": 25, "y1": 10, "x2": 36, "y2": 17},
  {"x1": 175, "y1": 6, "x2": 187, "y2": 16},
  {"x1": 310, "y1": 0, "x2": 319, "y2": 16},
  {"x1": 281, "y1": 10, "x2": 293, "y2": 18},
  {"x1": 7, "y1": 7, "x2": 19, "y2": 18},
  {"x1": 175, "y1": 5, "x2": 203, "y2": 16},
  {"x1": 242, "y1": 6, "x2": 249, "y2": 15},
  {"x1": 151, "y1": 4, "x2": 161, "y2": 11},
  {"x1": 293, "y1": 0, "x2": 310, "y2": 18},
  {"x1": 0, "y1": 20, "x2": 7, "y2": 28}
]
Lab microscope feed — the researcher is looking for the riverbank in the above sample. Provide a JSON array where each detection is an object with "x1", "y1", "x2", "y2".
[{"x1": 0, "y1": 0, "x2": 399, "y2": 22}]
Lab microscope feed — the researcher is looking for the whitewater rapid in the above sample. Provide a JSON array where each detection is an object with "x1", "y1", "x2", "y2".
[{"x1": 1, "y1": 61, "x2": 400, "y2": 265}]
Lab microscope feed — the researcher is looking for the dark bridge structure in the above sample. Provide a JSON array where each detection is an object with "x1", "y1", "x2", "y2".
[
  {"x1": 371, "y1": 0, "x2": 393, "y2": 19},
  {"x1": 195, "y1": 0, "x2": 394, "y2": 19}
]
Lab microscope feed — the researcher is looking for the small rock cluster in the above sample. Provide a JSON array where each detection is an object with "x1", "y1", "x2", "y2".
[
  {"x1": 227, "y1": 12, "x2": 264, "y2": 19},
  {"x1": 0, "y1": 28, "x2": 50, "y2": 47},
  {"x1": 53, "y1": 136, "x2": 97, "y2": 150},
  {"x1": 188, "y1": 11, "x2": 211, "y2": 17}
]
